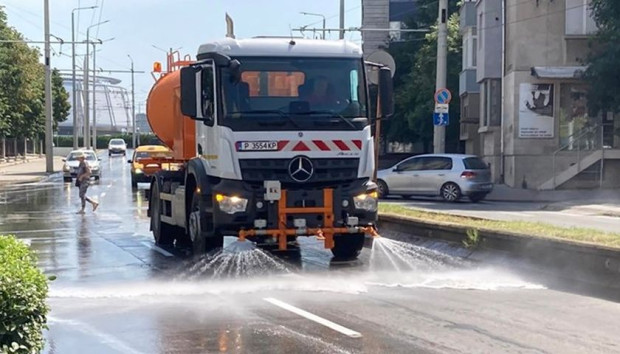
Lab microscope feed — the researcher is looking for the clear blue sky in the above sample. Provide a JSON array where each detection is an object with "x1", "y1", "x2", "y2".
[{"x1": 2, "y1": 0, "x2": 362, "y2": 110}]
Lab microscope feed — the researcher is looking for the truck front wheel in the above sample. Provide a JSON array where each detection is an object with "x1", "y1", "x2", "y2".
[
  {"x1": 189, "y1": 192, "x2": 223, "y2": 255},
  {"x1": 331, "y1": 233, "x2": 365, "y2": 260}
]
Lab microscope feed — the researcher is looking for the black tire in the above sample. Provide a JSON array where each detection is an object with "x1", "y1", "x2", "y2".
[
  {"x1": 94, "y1": 175, "x2": 100, "y2": 181},
  {"x1": 331, "y1": 233, "x2": 365, "y2": 260},
  {"x1": 377, "y1": 180, "x2": 389, "y2": 199},
  {"x1": 188, "y1": 191, "x2": 223, "y2": 255},
  {"x1": 131, "y1": 175, "x2": 138, "y2": 188},
  {"x1": 63, "y1": 177, "x2": 72, "y2": 183},
  {"x1": 440, "y1": 182, "x2": 461, "y2": 202},
  {"x1": 469, "y1": 193, "x2": 487, "y2": 203},
  {"x1": 150, "y1": 180, "x2": 175, "y2": 246}
]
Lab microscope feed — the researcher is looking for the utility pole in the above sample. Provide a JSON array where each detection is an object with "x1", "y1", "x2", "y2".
[
  {"x1": 339, "y1": 0, "x2": 345, "y2": 39},
  {"x1": 72, "y1": 6, "x2": 97, "y2": 149},
  {"x1": 44, "y1": 0, "x2": 53, "y2": 173},
  {"x1": 92, "y1": 43, "x2": 98, "y2": 149},
  {"x1": 433, "y1": 0, "x2": 448, "y2": 153},
  {"x1": 128, "y1": 55, "x2": 136, "y2": 149}
]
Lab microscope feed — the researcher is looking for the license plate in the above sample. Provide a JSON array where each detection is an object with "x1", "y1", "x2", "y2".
[{"x1": 237, "y1": 141, "x2": 278, "y2": 151}]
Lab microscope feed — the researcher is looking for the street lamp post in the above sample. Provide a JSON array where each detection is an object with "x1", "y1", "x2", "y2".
[
  {"x1": 300, "y1": 12, "x2": 326, "y2": 39},
  {"x1": 128, "y1": 55, "x2": 136, "y2": 149},
  {"x1": 84, "y1": 20, "x2": 109, "y2": 149},
  {"x1": 44, "y1": 0, "x2": 52, "y2": 172},
  {"x1": 90, "y1": 37, "x2": 113, "y2": 150},
  {"x1": 72, "y1": 6, "x2": 97, "y2": 149}
]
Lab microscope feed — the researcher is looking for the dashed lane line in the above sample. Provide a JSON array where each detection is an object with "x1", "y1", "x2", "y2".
[{"x1": 264, "y1": 297, "x2": 362, "y2": 338}]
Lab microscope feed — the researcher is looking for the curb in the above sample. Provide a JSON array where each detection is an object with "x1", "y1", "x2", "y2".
[{"x1": 378, "y1": 213, "x2": 620, "y2": 291}]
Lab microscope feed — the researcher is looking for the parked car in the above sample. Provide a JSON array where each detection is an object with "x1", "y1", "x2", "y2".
[
  {"x1": 108, "y1": 138, "x2": 127, "y2": 156},
  {"x1": 376, "y1": 154, "x2": 493, "y2": 202},
  {"x1": 128, "y1": 145, "x2": 176, "y2": 188},
  {"x1": 62, "y1": 149, "x2": 101, "y2": 182}
]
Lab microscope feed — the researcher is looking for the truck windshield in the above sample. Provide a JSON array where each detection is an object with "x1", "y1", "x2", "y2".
[{"x1": 219, "y1": 57, "x2": 368, "y2": 131}]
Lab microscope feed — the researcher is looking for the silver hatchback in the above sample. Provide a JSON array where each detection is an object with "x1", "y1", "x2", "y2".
[{"x1": 377, "y1": 154, "x2": 493, "y2": 202}]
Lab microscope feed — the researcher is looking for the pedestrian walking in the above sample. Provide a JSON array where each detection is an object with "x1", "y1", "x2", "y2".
[{"x1": 75, "y1": 153, "x2": 99, "y2": 214}]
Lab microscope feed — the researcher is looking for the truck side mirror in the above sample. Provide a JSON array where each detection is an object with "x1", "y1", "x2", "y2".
[
  {"x1": 180, "y1": 65, "x2": 214, "y2": 125},
  {"x1": 378, "y1": 67, "x2": 394, "y2": 119},
  {"x1": 180, "y1": 66, "x2": 201, "y2": 118}
]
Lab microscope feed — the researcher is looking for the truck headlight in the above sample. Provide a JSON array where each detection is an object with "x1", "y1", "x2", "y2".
[
  {"x1": 134, "y1": 168, "x2": 143, "y2": 174},
  {"x1": 215, "y1": 194, "x2": 248, "y2": 214},
  {"x1": 91, "y1": 166, "x2": 99, "y2": 171},
  {"x1": 353, "y1": 191, "x2": 378, "y2": 212},
  {"x1": 63, "y1": 164, "x2": 70, "y2": 172}
]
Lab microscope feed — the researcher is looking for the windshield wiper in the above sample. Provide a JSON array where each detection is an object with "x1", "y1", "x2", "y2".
[
  {"x1": 295, "y1": 110, "x2": 356, "y2": 129},
  {"x1": 230, "y1": 110, "x2": 301, "y2": 128}
]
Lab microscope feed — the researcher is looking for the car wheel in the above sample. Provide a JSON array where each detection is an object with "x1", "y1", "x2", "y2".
[
  {"x1": 377, "y1": 180, "x2": 389, "y2": 199},
  {"x1": 469, "y1": 193, "x2": 487, "y2": 203},
  {"x1": 440, "y1": 182, "x2": 461, "y2": 202},
  {"x1": 131, "y1": 176, "x2": 138, "y2": 188}
]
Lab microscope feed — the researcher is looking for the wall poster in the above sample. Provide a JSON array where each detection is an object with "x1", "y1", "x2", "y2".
[{"x1": 519, "y1": 83, "x2": 554, "y2": 138}]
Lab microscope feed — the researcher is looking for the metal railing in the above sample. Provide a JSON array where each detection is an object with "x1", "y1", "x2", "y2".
[{"x1": 551, "y1": 123, "x2": 604, "y2": 189}]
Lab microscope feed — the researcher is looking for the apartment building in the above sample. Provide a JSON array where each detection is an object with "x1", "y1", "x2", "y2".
[{"x1": 460, "y1": 0, "x2": 620, "y2": 189}]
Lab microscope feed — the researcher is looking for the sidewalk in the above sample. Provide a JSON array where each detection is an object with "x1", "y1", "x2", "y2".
[
  {"x1": 0, "y1": 156, "x2": 64, "y2": 187},
  {"x1": 487, "y1": 184, "x2": 620, "y2": 217}
]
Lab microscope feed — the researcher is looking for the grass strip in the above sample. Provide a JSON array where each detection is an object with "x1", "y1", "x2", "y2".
[{"x1": 379, "y1": 204, "x2": 620, "y2": 249}]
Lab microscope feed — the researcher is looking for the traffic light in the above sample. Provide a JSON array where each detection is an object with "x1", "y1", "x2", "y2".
[{"x1": 153, "y1": 61, "x2": 162, "y2": 73}]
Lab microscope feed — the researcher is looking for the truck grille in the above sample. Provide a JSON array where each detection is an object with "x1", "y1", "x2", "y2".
[{"x1": 239, "y1": 158, "x2": 359, "y2": 184}]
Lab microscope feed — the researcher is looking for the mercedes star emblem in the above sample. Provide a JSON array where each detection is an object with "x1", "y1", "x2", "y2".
[{"x1": 288, "y1": 156, "x2": 314, "y2": 183}]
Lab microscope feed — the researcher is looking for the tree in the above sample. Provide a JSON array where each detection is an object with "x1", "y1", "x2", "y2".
[
  {"x1": 52, "y1": 68, "x2": 70, "y2": 131},
  {"x1": 383, "y1": 1, "x2": 462, "y2": 151},
  {"x1": 386, "y1": 12, "x2": 462, "y2": 152},
  {"x1": 585, "y1": 0, "x2": 620, "y2": 115}
]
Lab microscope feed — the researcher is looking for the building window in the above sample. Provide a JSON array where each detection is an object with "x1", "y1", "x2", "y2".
[
  {"x1": 481, "y1": 80, "x2": 501, "y2": 127},
  {"x1": 566, "y1": 0, "x2": 597, "y2": 35},
  {"x1": 559, "y1": 84, "x2": 594, "y2": 150},
  {"x1": 462, "y1": 29, "x2": 477, "y2": 69}
]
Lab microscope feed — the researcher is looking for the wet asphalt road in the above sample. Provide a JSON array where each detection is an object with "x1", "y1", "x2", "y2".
[{"x1": 1, "y1": 153, "x2": 620, "y2": 354}]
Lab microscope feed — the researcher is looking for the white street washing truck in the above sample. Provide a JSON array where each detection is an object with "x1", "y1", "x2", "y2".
[{"x1": 146, "y1": 37, "x2": 393, "y2": 259}]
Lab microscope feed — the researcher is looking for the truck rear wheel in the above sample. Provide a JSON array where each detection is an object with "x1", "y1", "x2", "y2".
[
  {"x1": 331, "y1": 233, "x2": 365, "y2": 260},
  {"x1": 189, "y1": 191, "x2": 223, "y2": 255},
  {"x1": 150, "y1": 180, "x2": 175, "y2": 246}
]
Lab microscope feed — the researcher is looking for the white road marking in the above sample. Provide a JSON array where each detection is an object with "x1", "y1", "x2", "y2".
[
  {"x1": 264, "y1": 297, "x2": 362, "y2": 338},
  {"x1": 48, "y1": 317, "x2": 145, "y2": 354},
  {"x1": 141, "y1": 241, "x2": 174, "y2": 257}
]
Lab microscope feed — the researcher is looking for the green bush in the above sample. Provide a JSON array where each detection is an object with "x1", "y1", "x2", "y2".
[{"x1": 0, "y1": 236, "x2": 50, "y2": 353}]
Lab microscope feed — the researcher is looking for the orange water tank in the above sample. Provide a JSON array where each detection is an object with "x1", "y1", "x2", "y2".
[{"x1": 146, "y1": 70, "x2": 196, "y2": 161}]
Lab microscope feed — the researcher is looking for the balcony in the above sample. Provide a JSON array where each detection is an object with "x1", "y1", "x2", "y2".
[
  {"x1": 459, "y1": 1, "x2": 477, "y2": 30},
  {"x1": 459, "y1": 69, "x2": 479, "y2": 95}
]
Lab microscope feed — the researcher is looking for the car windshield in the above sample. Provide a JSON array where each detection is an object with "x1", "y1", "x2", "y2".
[
  {"x1": 219, "y1": 57, "x2": 368, "y2": 131},
  {"x1": 135, "y1": 151, "x2": 172, "y2": 159},
  {"x1": 109, "y1": 140, "x2": 125, "y2": 145},
  {"x1": 67, "y1": 152, "x2": 96, "y2": 161},
  {"x1": 463, "y1": 157, "x2": 488, "y2": 170}
]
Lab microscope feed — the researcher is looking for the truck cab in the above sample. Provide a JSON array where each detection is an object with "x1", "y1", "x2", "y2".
[{"x1": 148, "y1": 37, "x2": 393, "y2": 260}]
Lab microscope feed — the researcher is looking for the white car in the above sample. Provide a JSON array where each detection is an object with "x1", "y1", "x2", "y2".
[
  {"x1": 62, "y1": 150, "x2": 101, "y2": 182},
  {"x1": 108, "y1": 138, "x2": 127, "y2": 156},
  {"x1": 377, "y1": 154, "x2": 493, "y2": 202}
]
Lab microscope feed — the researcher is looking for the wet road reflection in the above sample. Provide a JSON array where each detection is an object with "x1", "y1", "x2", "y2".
[{"x1": 1, "y1": 153, "x2": 620, "y2": 353}]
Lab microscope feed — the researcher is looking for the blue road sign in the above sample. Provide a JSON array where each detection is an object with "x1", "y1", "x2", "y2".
[
  {"x1": 434, "y1": 88, "x2": 452, "y2": 104},
  {"x1": 433, "y1": 112, "x2": 449, "y2": 126}
]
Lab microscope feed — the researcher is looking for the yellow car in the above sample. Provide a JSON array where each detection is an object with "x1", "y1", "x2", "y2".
[{"x1": 128, "y1": 145, "x2": 176, "y2": 188}]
